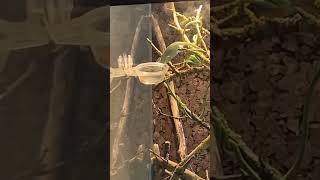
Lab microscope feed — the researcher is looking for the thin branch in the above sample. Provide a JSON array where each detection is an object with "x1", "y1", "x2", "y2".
[
  {"x1": 164, "y1": 81, "x2": 210, "y2": 130},
  {"x1": 151, "y1": 149, "x2": 205, "y2": 180},
  {"x1": 195, "y1": 5, "x2": 209, "y2": 57},
  {"x1": 213, "y1": 174, "x2": 243, "y2": 180},
  {"x1": 110, "y1": 79, "x2": 122, "y2": 94},
  {"x1": 147, "y1": 38, "x2": 162, "y2": 56},
  {"x1": 169, "y1": 2, "x2": 191, "y2": 43},
  {"x1": 151, "y1": 10, "x2": 187, "y2": 161},
  {"x1": 152, "y1": 100, "x2": 186, "y2": 119},
  {"x1": 169, "y1": 135, "x2": 210, "y2": 180},
  {"x1": 181, "y1": 48, "x2": 210, "y2": 63},
  {"x1": 211, "y1": 0, "x2": 241, "y2": 12},
  {"x1": 216, "y1": 7, "x2": 239, "y2": 26},
  {"x1": 0, "y1": 60, "x2": 36, "y2": 101}
]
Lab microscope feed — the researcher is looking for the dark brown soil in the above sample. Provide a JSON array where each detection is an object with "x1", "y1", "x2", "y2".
[{"x1": 212, "y1": 1, "x2": 320, "y2": 179}]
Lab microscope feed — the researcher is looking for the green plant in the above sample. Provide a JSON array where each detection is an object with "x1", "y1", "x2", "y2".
[{"x1": 154, "y1": 4, "x2": 210, "y2": 74}]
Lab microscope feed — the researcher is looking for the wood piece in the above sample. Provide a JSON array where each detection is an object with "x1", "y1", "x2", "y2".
[
  {"x1": 150, "y1": 15, "x2": 166, "y2": 53},
  {"x1": 168, "y1": 81, "x2": 187, "y2": 160},
  {"x1": 169, "y1": 135, "x2": 210, "y2": 180},
  {"x1": 152, "y1": 148, "x2": 205, "y2": 180},
  {"x1": 151, "y1": 10, "x2": 187, "y2": 160}
]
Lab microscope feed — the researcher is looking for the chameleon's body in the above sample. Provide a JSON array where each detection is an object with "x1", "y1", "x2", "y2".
[{"x1": 159, "y1": 42, "x2": 190, "y2": 64}]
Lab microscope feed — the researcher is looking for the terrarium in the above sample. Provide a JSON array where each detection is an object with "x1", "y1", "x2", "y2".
[
  {"x1": 110, "y1": 1, "x2": 211, "y2": 180},
  {"x1": 109, "y1": 3, "x2": 154, "y2": 180}
]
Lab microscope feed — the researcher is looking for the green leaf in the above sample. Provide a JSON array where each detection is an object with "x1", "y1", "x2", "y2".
[{"x1": 186, "y1": 54, "x2": 202, "y2": 65}]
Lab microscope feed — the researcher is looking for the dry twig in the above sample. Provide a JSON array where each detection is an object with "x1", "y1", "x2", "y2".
[
  {"x1": 169, "y1": 135, "x2": 210, "y2": 180},
  {"x1": 151, "y1": 9, "x2": 187, "y2": 161}
]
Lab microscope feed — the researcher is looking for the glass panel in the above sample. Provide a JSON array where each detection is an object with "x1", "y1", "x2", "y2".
[{"x1": 110, "y1": 4, "x2": 153, "y2": 180}]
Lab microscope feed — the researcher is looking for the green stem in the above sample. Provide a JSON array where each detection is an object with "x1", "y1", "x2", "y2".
[{"x1": 283, "y1": 65, "x2": 320, "y2": 179}]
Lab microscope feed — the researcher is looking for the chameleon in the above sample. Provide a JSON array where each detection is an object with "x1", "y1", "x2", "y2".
[
  {"x1": 158, "y1": 41, "x2": 206, "y2": 64},
  {"x1": 158, "y1": 42, "x2": 190, "y2": 64}
]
